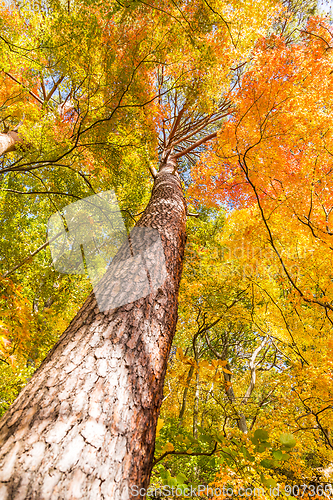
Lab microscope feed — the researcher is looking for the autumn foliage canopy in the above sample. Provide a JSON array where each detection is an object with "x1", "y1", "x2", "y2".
[{"x1": 0, "y1": 0, "x2": 332, "y2": 496}]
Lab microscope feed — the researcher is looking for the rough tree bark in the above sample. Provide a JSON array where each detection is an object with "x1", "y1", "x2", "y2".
[
  {"x1": 0, "y1": 131, "x2": 21, "y2": 156},
  {"x1": 0, "y1": 156, "x2": 187, "y2": 500}
]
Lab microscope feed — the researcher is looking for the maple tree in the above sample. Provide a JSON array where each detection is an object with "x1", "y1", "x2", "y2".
[
  {"x1": 153, "y1": 205, "x2": 332, "y2": 496},
  {"x1": 185, "y1": 14, "x2": 333, "y2": 495},
  {"x1": 0, "y1": 0, "x2": 332, "y2": 498}
]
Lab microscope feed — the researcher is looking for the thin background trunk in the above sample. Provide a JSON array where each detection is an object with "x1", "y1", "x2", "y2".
[
  {"x1": 178, "y1": 365, "x2": 194, "y2": 426},
  {"x1": 223, "y1": 364, "x2": 248, "y2": 434},
  {"x1": 0, "y1": 157, "x2": 186, "y2": 500},
  {"x1": 193, "y1": 368, "x2": 200, "y2": 438}
]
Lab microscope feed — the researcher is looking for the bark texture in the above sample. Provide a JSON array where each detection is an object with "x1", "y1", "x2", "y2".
[
  {"x1": 0, "y1": 131, "x2": 21, "y2": 155},
  {"x1": 0, "y1": 158, "x2": 186, "y2": 500}
]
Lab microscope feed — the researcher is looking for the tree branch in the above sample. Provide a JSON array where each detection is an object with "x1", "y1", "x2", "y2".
[
  {"x1": 5, "y1": 72, "x2": 44, "y2": 105},
  {"x1": 173, "y1": 131, "x2": 217, "y2": 159},
  {"x1": 46, "y1": 75, "x2": 64, "y2": 102},
  {"x1": 4, "y1": 189, "x2": 82, "y2": 199},
  {"x1": 152, "y1": 441, "x2": 217, "y2": 467},
  {"x1": 1, "y1": 232, "x2": 62, "y2": 278}
]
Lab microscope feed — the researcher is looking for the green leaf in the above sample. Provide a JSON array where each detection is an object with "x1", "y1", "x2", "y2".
[
  {"x1": 254, "y1": 429, "x2": 269, "y2": 442},
  {"x1": 169, "y1": 477, "x2": 177, "y2": 487},
  {"x1": 198, "y1": 457, "x2": 208, "y2": 467},
  {"x1": 279, "y1": 433, "x2": 296, "y2": 448},
  {"x1": 258, "y1": 442, "x2": 270, "y2": 453},
  {"x1": 200, "y1": 433, "x2": 213, "y2": 443},
  {"x1": 174, "y1": 485, "x2": 188, "y2": 495},
  {"x1": 160, "y1": 468, "x2": 172, "y2": 485},
  {"x1": 175, "y1": 434, "x2": 184, "y2": 443},
  {"x1": 242, "y1": 447, "x2": 255, "y2": 462},
  {"x1": 272, "y1": 449, "x2": 283, "y2": 460},
  {"x1": 159, "y1": 466, "x2": 168, "y2": 481},
  {"x1": 215, "y1": 432, "x2": 225, "y2": 443},
  {"x1": 260, "y1": 458, "x2": 274, "y2": 468},
  {"x1": 261, "y1": 473, "x2": 277, "y2": 488},
  {"x1": 264, "y1": 478, "x2": 278, "y2": 488},
  {"x1": 176, "y1": 473, "x2": 187, "y2": 485}
]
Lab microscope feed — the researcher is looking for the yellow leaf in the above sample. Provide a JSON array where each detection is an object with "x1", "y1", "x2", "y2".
[
  {"x1": 185, "y1": 357, "x2": 196, "y2": 366},
  {"x1": 156, "y1": 419, "x2": 164, "y2": 437},
  {"x1": 177, "y1": 347, "x2": 184, "y2": 361},
  {"x1": 164, "y1": 442, "x2": 174, "y2": 452},
  {"x1": 199, "y1": 360, "x2": 211, "y2": 369}
]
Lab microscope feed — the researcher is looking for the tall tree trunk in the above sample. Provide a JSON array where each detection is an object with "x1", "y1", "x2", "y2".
[
  {"x1": 0, "y1": 131, "x2": 21, "y2": 155},
  {"x1": 0, "y1": 157, "x2": 186, "y2": 500}
]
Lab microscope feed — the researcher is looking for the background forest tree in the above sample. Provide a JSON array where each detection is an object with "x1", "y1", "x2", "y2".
[{"x1": 0, "y1": 0, "x2": 332, "y2": 498}]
